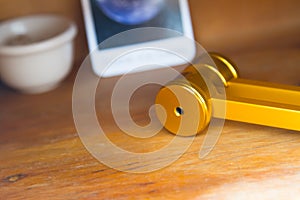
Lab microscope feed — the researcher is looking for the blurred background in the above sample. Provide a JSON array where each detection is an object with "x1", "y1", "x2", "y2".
[
  {"x1": 1, "y1": 2, "x2": 300, "y2": 198},
  {"x1": 0, "y1": 0, "x2": 299, "y2": 84}
]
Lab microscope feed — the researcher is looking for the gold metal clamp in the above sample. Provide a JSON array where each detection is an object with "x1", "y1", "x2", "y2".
[{"x1": 155, "y1": 53, "x2": 300, "y2": 136}]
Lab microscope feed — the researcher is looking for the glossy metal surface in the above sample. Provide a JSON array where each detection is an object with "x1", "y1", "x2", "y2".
[{"x1": 156, "y1": 53, "x2": 300, "y2": 136}]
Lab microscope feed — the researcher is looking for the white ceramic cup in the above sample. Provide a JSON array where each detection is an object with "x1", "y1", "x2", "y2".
[{"x1": 0, "y1": 14, "x2": 77, "y2": 94}]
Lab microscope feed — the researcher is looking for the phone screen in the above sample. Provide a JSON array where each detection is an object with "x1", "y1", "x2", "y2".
[{"x1": 90, "y1": 0, "x2": 184, "y2": 49}]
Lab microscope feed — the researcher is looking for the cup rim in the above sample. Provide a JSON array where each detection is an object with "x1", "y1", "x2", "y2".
[{"x1": 0, "y1": 14, "x2": 77, "y2": 55}]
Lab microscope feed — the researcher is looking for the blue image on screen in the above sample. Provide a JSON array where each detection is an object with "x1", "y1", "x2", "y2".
[
  {"x1": 90, "y1": 0, "x2": 184, "y2": 49},
  {"x1": 96, "y1": 0, "x2": 166, "y2": 25}
]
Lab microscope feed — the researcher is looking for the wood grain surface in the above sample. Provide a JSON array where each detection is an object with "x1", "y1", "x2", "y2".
[{"x1": 1, "y1": 0, "x2": 300, "y2": 199}]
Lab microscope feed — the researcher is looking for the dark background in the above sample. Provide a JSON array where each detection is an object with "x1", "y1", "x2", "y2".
[{"x1": 90, "y1": 0, "x2": 183, "y2": 48}]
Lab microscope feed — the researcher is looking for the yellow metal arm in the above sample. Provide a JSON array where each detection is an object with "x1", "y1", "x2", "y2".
[
  {"x1": 213, "y1": 78, "x2": 300, "y2": 131},
  {"x1": 155, "y1": 53, "x2": 300, "y2": 136}
]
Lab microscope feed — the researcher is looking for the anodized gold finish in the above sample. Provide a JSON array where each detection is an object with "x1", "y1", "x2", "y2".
[{"x1": 155, "y1": 53, "x2": 300, "y2": 136}]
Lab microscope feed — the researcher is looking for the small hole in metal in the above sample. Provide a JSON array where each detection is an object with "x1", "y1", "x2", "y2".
[{"x1": 175, "y1": 107, "x2": 184, "y2": 116}]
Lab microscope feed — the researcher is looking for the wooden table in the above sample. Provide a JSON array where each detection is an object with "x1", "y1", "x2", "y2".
[{"x1": 1, "y1": 1, "x2": 300, "y2": 199}]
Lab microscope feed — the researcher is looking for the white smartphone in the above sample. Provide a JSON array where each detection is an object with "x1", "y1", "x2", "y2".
[{"x1": 81, "y1": 0, "x2": 196, "y2": 77}]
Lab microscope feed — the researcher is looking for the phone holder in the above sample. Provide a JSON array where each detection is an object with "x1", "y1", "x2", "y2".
[{"x1": 155, "y1": 53, "x2": 300, "y2": 136}]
